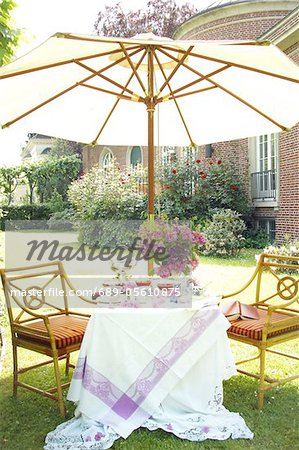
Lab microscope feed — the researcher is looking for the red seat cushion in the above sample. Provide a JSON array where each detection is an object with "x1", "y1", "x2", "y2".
[
  {"x1": 17, "y1": 315, "x2": 88, "y2": 349},
  {"x1": 228, "y1": 309, "x2": 299, "y2": 341}
]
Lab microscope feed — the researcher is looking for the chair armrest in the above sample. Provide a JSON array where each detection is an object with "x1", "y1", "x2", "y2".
[
  {"x1": 221, "y1": 265, "x2": 260, "y2": 299},
  {"x1": 62, "y1": 273, "x2": 100, "y2": 305},
  {"x1": 267, "y1": 294, "x2": 299, "y2": 313},
  {"x1": 67, "y1": 311, "x2": 91, "y2": 318},
  {"x1": 13, "y1": 315, "x2": 51, "y2": 339}
]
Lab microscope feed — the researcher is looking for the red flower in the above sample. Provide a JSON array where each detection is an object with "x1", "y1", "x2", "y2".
[
  {"x1": 199, "y1": 171, "x2": 204, "y2": 175},
  {"x1": 209, "y1": 161, "x2": 213, "y2": 165},
  {"x1": 196, "y1": 159, "x2": 201, "y2": 163},
  {"x1": 230, "y1": 185, "x2": 238, "y2": 191},
  {"x1": 172, "y1": 169, "x2": 177, "y2": 174},
  {"x1": 217, "y1": 159, "x2": 222, "y2": 164},
  {"x1": 201, "y1": 173, "x2": 207, "y2": 179}
]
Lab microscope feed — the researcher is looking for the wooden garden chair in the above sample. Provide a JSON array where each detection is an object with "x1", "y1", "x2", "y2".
[
  {"x1": 0, "y1": 261, "x2": 92, "y2": 417},
  {"x1": 222, "y1": 253, "x2": 299, "y2": 409}
]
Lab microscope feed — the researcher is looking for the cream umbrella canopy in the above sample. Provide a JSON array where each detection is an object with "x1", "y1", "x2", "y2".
[{"x1": 0, "y1": 32, "x2": 298, "y2": 215}]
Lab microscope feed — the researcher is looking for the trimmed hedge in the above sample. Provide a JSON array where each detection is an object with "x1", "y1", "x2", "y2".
[{"x1": 0, "y1": 204, "x2": 52, "y2": 230}]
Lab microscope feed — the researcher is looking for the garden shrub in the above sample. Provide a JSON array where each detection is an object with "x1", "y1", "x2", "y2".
[
  {"x1": 157, "y1": 157, "x2": 252, "y2": 221},
  {"x1": 68, "y1": 162, "x2": 147, "y2": 245},
  {"x1": 260, "y1": 239, "x2": 299, "y2": 274},
  {"x1": 46, "y1": 191, "x2": 67, "y2": 213},
  {"x1": 0, "y1": 204, "x2": 52, "y2": 230},
  {"x1": 47, "y1": 209, "x2": 75, "y2": 231},
  {"x1": 244, "y1": 227, "x2": 270, "y2": 249},
  {"x1": 202, "y1": 208, "x2": 246, "y2": 257}
]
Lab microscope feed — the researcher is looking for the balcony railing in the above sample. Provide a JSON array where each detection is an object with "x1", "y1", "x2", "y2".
[{"x1": 251, "y1": 169, "x2": 277, "y2": 200}]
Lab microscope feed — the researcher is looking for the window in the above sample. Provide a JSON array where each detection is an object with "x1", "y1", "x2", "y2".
[
  {"x1": 129, "y1": 146, "x2": 142, "y2": 167},
  {"x1": 251, "y1": 133, "x2": 278, "y2": 200},
  {"x1": 41, "y1": 147, "x2": 51, "y2": 155},
  {"x1": 257, "y1": 133, "x2": 277, "y2": 173},
  {"x1": 101, "y1": 148, "x2": 113, "y2": 170},
  {"x1": 257, "y1": 218, "x2": 276, "y2": 242}
]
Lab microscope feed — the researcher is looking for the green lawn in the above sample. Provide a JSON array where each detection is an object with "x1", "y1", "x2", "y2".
[{"x1": 0, "y1": 239, "x2": 298, "y2": 450}]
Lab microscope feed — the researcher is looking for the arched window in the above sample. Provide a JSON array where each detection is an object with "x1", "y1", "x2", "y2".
[
  {"x1": 129, "y1": 146, "x2": 142, "y2": 167},
  {"x1": 101, "y1": 148, "x2": 113, "y2": 170},
  {"x1": 41, "y1": 147, "x2": 51, "y2": 155}
]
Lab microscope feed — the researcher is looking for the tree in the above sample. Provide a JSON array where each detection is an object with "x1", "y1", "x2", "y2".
[
  {"x1": 0, "y1": 166, "x2": 22, "y2": 204},
  {"x1": 94, "y1": 0, "x2": 198, "y2": 38},
  {"x1": 0, "y1": 0, "x2": 20, "y2": 66},
  {"x1": 35, "y1": 155, "x2": 81, "y2": 203},
  {"x1": 22, "y1": 161, "x2": 45, "y2": 205},
  {"x1": 50, "y1": 138, "x2": 82, "y2": 158}
]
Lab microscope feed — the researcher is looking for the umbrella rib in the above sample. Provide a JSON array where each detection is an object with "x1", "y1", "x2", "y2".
[
  {"x1": 91, "y1": 49, "x2": 148, "y2": 145},
  {"x1": 2, "y1": 48, "x2": 144, "y2": 129},
  {"x1": 159, "y1": 47, "x2": 231, "y2": 83},
  {"x1": 75, "y1": 60, "x2": 143, "y2": 99},
  {"x1": 153, "y1": 50, "x2": 194, "y2": 146},
  {"x1": 120, "y1": 43, "x2": 147, "y2": 95},
  {"x1": 156, "y1": 46, "x2": 194, "y2": 97},
  {"x1": 157, "y1": 50, "x2": 230, "y2": 98},
  {"x1": 161, "y1": 85, "x2": 217, "y2": 101},
  {"x1": 159, "y1": 44, "x2": 299, "y2": 84},
  {"x1": 157, "y1": 48, "x2": 288, "y2": 131},
  {"x1": 80, "y1": 83, "x2": 142, "y2": 102},
  {"x1": 0, "y1": 46, "x2": 141, "y2": 80}
]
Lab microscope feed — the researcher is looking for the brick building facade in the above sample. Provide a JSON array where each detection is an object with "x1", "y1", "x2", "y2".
[{"x1": 174, "y1": 0, "x2": 299, "y2": 242}]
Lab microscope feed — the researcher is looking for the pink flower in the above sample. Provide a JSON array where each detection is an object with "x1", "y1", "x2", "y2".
[
  {"x1": 202, "y1": 425, "x2": 210, "y2": 433},
  {"x1": 94, "y1": 432, "x2": 104, "y2": 441},
  {"x1": 156, "y1": 265, "x2": 170, "y2": 278},
  {"x1": 166, "y1": 231, "x2": 177, "y2": 241},
  {"x1": 192, "y1": 231, "x2": 205, "y2": 245}
]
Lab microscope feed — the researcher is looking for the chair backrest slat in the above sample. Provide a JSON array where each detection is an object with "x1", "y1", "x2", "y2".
[
  {"x1": 0, "y1": 262, "x2": 69, "y2": 327},
  {"x1": 255, "y1": 253, "x2": 299, "y2": 308}
]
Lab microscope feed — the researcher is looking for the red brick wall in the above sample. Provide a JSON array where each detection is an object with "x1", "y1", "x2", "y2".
[
  {"x1": 184, "y1": 10, "x2": 289, "y2": 40},
  {"x1": 285, "y1": 42, "x2": 299, "y2": 65},
  {"x1": 83, "y1": 145, "x2": 149, "y2": 173},
  {"x1": 276, "y1": 123, "x2": 299, "y2": 241},
  {"x1": 197, "y1": 138, "x2": 250, "y2": 193}
]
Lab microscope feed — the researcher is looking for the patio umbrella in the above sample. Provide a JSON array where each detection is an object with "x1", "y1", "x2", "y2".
[{"x1": 0, "y1": 32, "x2": 298, "y2": 216}]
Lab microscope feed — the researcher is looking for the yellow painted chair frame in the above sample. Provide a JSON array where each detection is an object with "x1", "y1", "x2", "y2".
[
  {"x1": 0, "y1": 261, "x2": 95, "y2": 417},
  {"x1": 222, "y1": 253, "x2": 299, "y2": 409}
]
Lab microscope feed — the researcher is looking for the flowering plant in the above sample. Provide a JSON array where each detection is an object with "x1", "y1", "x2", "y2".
[{"x1": 139, "y1": 219, "x2": 204, "y2": 278}]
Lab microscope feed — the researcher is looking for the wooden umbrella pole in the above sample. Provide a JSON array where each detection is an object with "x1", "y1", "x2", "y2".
[
  {"x1": 147, "y1": 47, "x2": 155, "y2": 219},
  {"x1": 147, "y1": 47, "x2": 155, "y2": 276}
]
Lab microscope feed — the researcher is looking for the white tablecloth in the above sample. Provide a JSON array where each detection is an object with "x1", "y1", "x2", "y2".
[{"x1": 45, "y1": 305, "x2": 253, "y2": 449}]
